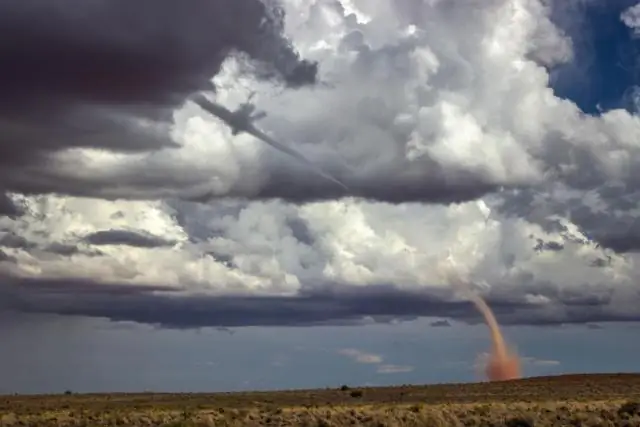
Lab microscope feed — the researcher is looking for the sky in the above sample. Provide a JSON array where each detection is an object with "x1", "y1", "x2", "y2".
[{"x1": 0, "y1": 0, "x2": 639, "y2": 394}]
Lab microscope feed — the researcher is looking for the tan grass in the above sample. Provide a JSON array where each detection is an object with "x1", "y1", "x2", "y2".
[{"x1": 1, "y1": 373, "x2": 640, "y2": 426}]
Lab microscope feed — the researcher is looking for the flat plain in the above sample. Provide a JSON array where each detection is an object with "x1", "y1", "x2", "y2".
[{"x1": 2, "y1": 373, "x2": 640, "y2": 426}]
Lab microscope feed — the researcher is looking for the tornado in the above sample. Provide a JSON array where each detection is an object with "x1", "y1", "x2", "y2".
[
  {"x1": 468, "y1": 293, "x2": 521, "y2": 382},
  {"x1": 440, "y1": 262, "x2": 521, "y2": 382}
]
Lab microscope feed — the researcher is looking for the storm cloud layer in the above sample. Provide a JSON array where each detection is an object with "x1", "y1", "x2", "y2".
[
  {"x1": 1, "y1": 0, "x2": 640, "y2": 329},
  {"x1": 0, "y1": 0, "x2": 317, "y2": 196}
]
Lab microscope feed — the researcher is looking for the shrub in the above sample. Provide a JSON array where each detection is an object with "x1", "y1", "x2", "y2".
[
  {"x1": 505, "y1": 416, "x2": 535, "y2": 427},
  {"x1": 618, "y1": 401, "x2": 640, "y2": 417}
]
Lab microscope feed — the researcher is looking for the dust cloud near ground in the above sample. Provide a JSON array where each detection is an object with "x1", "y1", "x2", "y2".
[
  {"x1": 439, "y1": 259, "x2": 521, "y2": 382},
  {"x1": 469, "y1": 293, "x2": 522, "y2": 381}
]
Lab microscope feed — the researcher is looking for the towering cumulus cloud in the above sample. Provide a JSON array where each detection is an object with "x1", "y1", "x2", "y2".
[{"x1": 0, "y1": 0, "x2": 640, "y2": 331}]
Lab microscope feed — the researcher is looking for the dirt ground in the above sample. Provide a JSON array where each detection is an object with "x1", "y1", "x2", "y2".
[{"x1": 1, "y1": 373, "x2": 640, "y2": 426}]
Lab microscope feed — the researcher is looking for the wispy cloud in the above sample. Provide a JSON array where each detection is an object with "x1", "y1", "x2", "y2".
[
  {"x1": 522, "y1": 357, "x2": 561, "y2": 367},
  {"x1": 376, "y1": 364, "x2": 414, "y2": 374},
  {"x1": 338, "y1": 348, "x2": 383, "y2": 364},
  {"x1": 337, "y1": 348, "x2": 414, "y2": 375}
]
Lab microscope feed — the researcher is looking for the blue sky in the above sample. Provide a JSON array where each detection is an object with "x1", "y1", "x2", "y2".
[
  {"x1": 550, "y1": 0, "x2": 639, "y2": 114},
  {"x1": 1, "y1": 313, "x2": 638, "y2": 394},
  {"x1": 1, "y1": 0, "x2": 640, "y2": 395}
]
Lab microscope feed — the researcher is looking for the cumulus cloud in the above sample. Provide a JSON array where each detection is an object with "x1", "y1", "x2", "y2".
[
  {"x1": 622, "y1": 3, "x2": 640, "y2": 36},
  {"x1": 621, "y1": 2, "x2": 640, "y2": 115},
  {"x1": 1, "y1": 0, "x2": 640, "y2": 329},
  {"x1": 5, "y1": 0, "x2": 639, "y2": 204}
]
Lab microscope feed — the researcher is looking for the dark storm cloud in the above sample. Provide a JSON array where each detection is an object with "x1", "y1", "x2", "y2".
[
  {"x1": 429, "y1": 319, "x2": 451, "y2": 327},
  {"x1": 83, "y1": 229, "x2": 176, "y2": 248},
  {"x1": 596, "y1": 235, "x2": 640, "y2": 253},
  {"x1": 0, "y1": 275, "x2": 635, "y2": 329},
  {"x1": 0, "y1": 0, "x2": 316, "y2": 111},
  {"x1": 0, "y1": 0, "x2": 504, "y2": 208},
  {"x1": 45, "y1": 243, "x2": 104, "y2": 257},
  {"x1": 0, "y1": 0, "x2": 317, "y2": 193},
  {"x1": 284, "y1": 216, "x2": 315, "y2": 245},
  {"x1": 534, "y1": 239, "x2": 564, "y2": 253},
  {"x1": 570, "y1": 202, "x2": 640, "y2": 254},
  {"x1": 0, "y1": 232, "x2": 33, "y2": 250},
  {"x1": 0, "y1": 0, "x2": 533, "y2": 206},
  {"x1": 593, "y1": 220, "x2": 640, "y2": 253},
  {"x1": 193, "y1": 164, "x2": 500, "y2": 205},
  {"x1": 0, "y1": 194, "x2": 22, "y2": 218},
  {"x1": 590, "y1": 257, "x2": 612, "y2": 268},
  {"x1": 496, "y1": 186, "x2": 640, "y2": 255},
  {"x1": 0, "y1": 250, "x2": 15, "y2": 263}
]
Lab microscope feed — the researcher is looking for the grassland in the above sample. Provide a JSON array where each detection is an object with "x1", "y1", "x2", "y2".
[{"x1": 2, "y1": 373, "x2": 640, "y2": 426}]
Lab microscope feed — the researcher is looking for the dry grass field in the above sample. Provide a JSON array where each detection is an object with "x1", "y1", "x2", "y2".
[{"x1": 1, "y1": 373, "x2": 640, "y2": 426}]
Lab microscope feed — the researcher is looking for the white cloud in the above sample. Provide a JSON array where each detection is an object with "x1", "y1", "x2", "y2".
[
  {"x1": 621, "y1": 3, "x2": 640, "y2": 36},
  {"x1": 338, "y1": 348, "x2": 383, "y2": 364},
  {"x1": 338, "y1": 348, "x2": 413, "y2": 374},
  {"x1": 1, "y1": 0, "x2": 640, "y2": 327},
  {"x1": 522, "y1": 357, "x2": 561, "y2": 367},
  {"x1": 376, "y1": 364, "x2": 414, "y2": 374}
]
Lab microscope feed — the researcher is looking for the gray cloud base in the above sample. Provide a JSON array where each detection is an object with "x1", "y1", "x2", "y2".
[
  {"x1": 0, "y1": 194, "x2": 22, "y2": 218},
  {"x1": 83, "y1": 229, "x2": 176, "y2": 248},
  {"x1": 1, "y1": 275, "x2": 637, "y2": 329}
]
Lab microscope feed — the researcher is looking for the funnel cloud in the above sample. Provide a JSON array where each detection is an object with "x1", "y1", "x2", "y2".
[
  {"x1": 470, "y1": 294, "x2": 522, "y2": 382},
  {"x1": 192, "y1": 93, "x2": 350, "y2": 192},
  {"x1": 0, "y1": 0, "x2": 638, "y2": 342},
  {"x1": 0, "y1": 0, "x2": 317, "y2": 197},
  {"x1": 440, "y1": 256, "x2": 521, "y2": 381}
]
